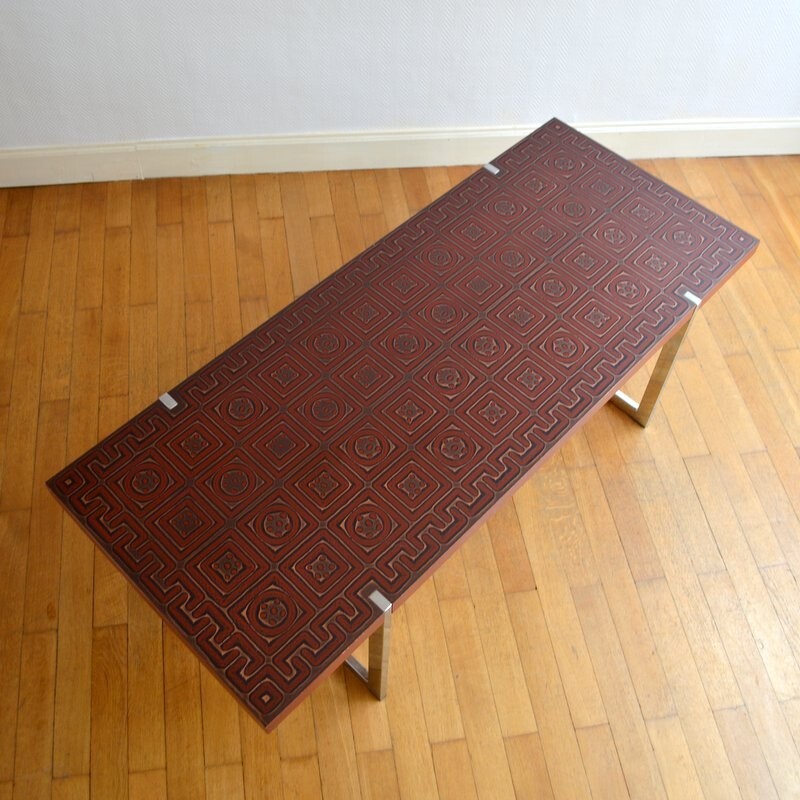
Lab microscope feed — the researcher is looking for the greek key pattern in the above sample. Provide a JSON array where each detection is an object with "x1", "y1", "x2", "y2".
[{"x1": 48, "y1": 118, "x2": 757, "y2": 728}]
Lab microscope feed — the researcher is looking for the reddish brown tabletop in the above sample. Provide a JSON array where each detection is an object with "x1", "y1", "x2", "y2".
[{"x1": 49, "y1": 119, "x2": 757, "y2": 729}]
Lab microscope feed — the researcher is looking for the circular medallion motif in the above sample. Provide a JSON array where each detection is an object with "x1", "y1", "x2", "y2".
[
  {"x1": 263, "y1": 511, "x2": 291, "y2": 538},
  {"x1": 493, "y1": 199, "x2": 516, "y2": 216},
  {"x1": 603, "y1": 227, "x2": 626, "y2": 245},
  {"x1": 354, "y1": 511, "x2": 382, "y2": 539},
  {"x1": 435, "y1": 367, "x2": 461, "y2": 390},
  {"x1": 257, "y1": 598, "x2": 287, "y2": 628},
  {"x1": 554, "y1": 156, "x2": 575, "y2": 171},
  {"x1": 563, "y1": 200, "x2": 585, "y2": 218},
  {"x1": 615, "y1": 279, "x2": 640, "y2": 299},
  {"x1": 542, "y1": 278, "x2": 566, "y2": 297},
  {"x1": 441, "y1": 436, "x2": 468, "y2": 461},
  {"x1": 311, "y1": 398, "x2": 338, "y2": 421},
  {"x1": 429, "y1": 247, "x2": 452, "y2": 266},
  {"x1": 673, "y1": 229, "x2": 695, "y2": 246},
  {"x1": 220, "y1": 469, "x2": 248, "y2": 495},
  {"x1": 394, "y1": 333, "x2": 419, "y2": 354},
  {"x1": 474, "y1": 335, "x2": 500, "y2": 357},
  {"x1": 500, "y1": 249, "x2": 524, "y2": 268},
  {"x1": 131, "y1": 468, "x2": 160, "y2": 494},
  {"x1": 313, "y1": 332, "x2": 339, "y2": 354},
  {"x1": 431, "y1": 303, "x2": 457, "y2": 324},
  {"x1": 228, "y1": 397, "x2": 255, "y2": 420},
  {"x1": 553, "y1": 336, "x2": 578, "y2": 358},
  {"x1": 355, "y1": 435, "x2": 381, "y2": 460}
]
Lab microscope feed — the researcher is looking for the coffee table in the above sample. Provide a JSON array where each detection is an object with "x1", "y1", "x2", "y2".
[{"x1": 48, "y1": 119, "x2": 757, "y2": 730}]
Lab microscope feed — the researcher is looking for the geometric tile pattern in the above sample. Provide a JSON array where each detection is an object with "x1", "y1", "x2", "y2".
[{"x1": 48, "y1": 119, "x2": 758, "y2": 729}]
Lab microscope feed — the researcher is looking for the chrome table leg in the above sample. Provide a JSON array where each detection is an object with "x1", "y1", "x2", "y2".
[
  {"x1": 611, "y1": 290, "x2": 702, "y2": 428},
  {"x1": 345, "y1": 590, "x2": 392, "y2": 699}
]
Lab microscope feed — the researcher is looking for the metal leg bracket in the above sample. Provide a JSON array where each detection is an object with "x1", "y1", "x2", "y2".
[
  {"x1": 611, "y1": 290, "x2": 702, "y2": 428},
  {"x1": 345, "y1": 590, "x2": 392, "y2": 700}
]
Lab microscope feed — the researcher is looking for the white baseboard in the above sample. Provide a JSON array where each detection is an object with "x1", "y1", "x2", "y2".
[{"x1": 1, "y1": 118, "x2": 798, "y2": 188}]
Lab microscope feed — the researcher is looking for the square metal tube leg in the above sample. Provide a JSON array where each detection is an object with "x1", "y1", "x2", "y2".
[
  {"x1": 611, "y1": 291, "x2": 701, "y2": 428},
  {"x1": 345, "y1": 590, "x2": 392, "y2": 700}
]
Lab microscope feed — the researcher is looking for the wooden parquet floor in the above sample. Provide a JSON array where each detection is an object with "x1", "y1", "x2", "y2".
[{"x1": 1, "y1": 154, "x2": 800, "y2": 799}]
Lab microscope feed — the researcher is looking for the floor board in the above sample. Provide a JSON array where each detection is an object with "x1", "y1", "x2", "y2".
[{"x1": 2, "y1": 155, "x2": 799, "y2": 797}]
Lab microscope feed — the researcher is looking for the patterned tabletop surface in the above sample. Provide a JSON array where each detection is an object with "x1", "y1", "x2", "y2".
[{"x1": 49, "y1": 119, "x2": 757, "y2": 728}]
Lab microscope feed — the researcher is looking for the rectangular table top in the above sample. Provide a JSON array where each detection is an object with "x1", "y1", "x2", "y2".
[{"x1": 49, "y1": 119, "x2": 757, "y2": 729}]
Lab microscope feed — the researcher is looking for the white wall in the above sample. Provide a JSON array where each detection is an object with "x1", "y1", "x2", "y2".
[{"x1": 1, "y1": 0, "x2": 799, "y2": 183}]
